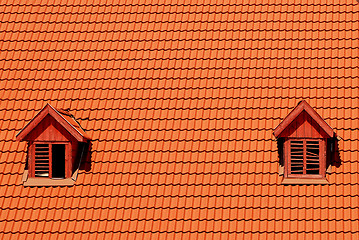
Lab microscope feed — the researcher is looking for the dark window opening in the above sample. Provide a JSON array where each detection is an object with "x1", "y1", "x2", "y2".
[
  {"x1": 35, "y1": 144, "x2": 50, "y2": 177},
  {"x1": 52, "y1": 144, "x2": 66, "y2": 179}
]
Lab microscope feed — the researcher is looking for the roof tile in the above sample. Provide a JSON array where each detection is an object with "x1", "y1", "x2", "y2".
[{"x1": 1, "y1": 0, "x2": 359, "y2": 238}]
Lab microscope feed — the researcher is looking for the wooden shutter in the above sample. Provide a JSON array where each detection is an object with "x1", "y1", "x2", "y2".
[
  {"x1": 290, "y1": 140, "x2": 304, "y2": 174},
  {"x1": 288, "y1": 139, "x2": 322, "y2": 176},
  {"x1": 34, "y1": 144, "x2": 50, "y2": 177},
  {"x1": 306, "y1": 140, "x2": 320, "y2": 174}
]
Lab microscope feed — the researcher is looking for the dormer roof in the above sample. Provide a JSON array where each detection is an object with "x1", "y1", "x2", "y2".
[
  {"x1": 273, "y1": 100, "x2": 334, "y2": 138},
  {"x1": 16, "y1": 103, "x2": 90, "y2": 142}
]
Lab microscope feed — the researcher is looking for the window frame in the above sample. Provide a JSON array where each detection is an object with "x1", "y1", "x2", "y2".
[
  {"x1": 284, "y1": 138, "x2": 326, "y2": 180},
  {"x1": 29, "y1": 141, "x2": 71, "y2": 179}
]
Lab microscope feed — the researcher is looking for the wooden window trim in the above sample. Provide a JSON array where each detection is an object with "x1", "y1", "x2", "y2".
[
  {"x1": 22, "y1": 169, "x2": 76, "y2": 186},
  {"x1": 282, "y1": 178, "x2": 329, "y2": 185},
  {"x1": 283, "y1": 138, "x2": 327, "y2": 182}
]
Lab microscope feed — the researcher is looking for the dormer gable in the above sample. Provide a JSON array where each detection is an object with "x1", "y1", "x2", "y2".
[
  {"x1": 16, "y1": 103, "x2": 89, "y2": 142},
  {"x1": 273, "y1": 100, "x2": 334, "y2": 139}
]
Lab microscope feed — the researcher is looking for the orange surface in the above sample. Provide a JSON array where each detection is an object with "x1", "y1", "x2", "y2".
[{"x1": 1, "y1": 0, "x2": 359, "y2": 239}]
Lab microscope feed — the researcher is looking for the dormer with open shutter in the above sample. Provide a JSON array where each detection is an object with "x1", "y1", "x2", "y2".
[
  {"x1": 16, "y1": 104, "x2": 91, "y2": 186},
  {"x1": 273, "y1": 100, "x2": 335, "y2": 184}
]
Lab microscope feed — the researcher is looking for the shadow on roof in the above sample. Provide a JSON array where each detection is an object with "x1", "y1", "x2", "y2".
[
  {"x1": 78, "y1": 141, "x2": 92, "y2": 173},
  {"x1": 331, "y1": 135, "x2": 342, "y2": 169}
]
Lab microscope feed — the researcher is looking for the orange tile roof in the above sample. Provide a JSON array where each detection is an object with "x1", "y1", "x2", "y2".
[{"x1": 1, "y1": 0, "x2": 359, "y2": 239}]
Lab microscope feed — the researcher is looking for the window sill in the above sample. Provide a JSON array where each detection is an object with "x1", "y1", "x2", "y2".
[
  {"x1": 22, "y1": 170, "x2": 75, "y2": 186},
  {"x1": 281, "y1": 178, "x2": 329, "y2": 185}
]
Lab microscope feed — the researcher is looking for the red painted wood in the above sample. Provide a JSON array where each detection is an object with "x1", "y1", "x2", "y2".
[
  {"x1": 17, "y1": 104, "x2": 90, "y2": 181},
  {"x1": 16, "y1": 104, "x2": 87, "y2": 142},
  {"x1": 29, "y1": 142, "x2": 34, "y2": 178},
  {"x1": 16, "y1": 106, "x2": 50, "y2": 141},
  {"x1": 25, "y1": 115, "x2": 76, "y2": 142},
  {"x1": 274, "y1": 100, "x2": 334, "y2": 138},
  {"x1": 66, "y1": 143, "x2": 72, "y2": 178},
  {"x1": 321, "y1": 139, "x2": 327, "y2": 176},
  {"x1": 49, "y1": 144, "x2": 53, "y2": 178},
  {"x1": 286, "y1": 138, "x2": 326, "y2": 179},
  {"x1": 71, "y1": 141, "x2": 78, "y2": 177},
  {"x1": 280, "y1": 112, "x2": 327, "y2": 139},
  {"x1": 280, "y1": 104, "x2": 330, "y2": 180},
  {"x1": 22, "y1": 114, "x2": 77, "y2": 179},
  {"x1": 284, "y1": 139, "x2": 289, "y2": 178},
  {"x1": 274, "y1": 103, "x2": 304, "y2": 137},
  {"x1": 32, "y1": 141, "x2": 70, "y2": 178}
]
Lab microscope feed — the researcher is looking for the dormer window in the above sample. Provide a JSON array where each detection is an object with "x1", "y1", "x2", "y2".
[
  {"x1": 287, "y1": 139, "x2": 324, "y2": 177},
  {"x1": 16, "y1": 104, "x2": 91, "y2": 186},
  {"x1": 273, "y1": 100, "x2": 335, "y2": 184},
  {"x1": 33, "y1": 143, "x2": 67, "y2": 178}
]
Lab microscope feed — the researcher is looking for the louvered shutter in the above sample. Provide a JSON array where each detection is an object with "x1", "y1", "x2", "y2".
[
  {"x1": 290, "y1": 140, "x2": 304, "y2": 174},
  {"x1": 34, "y1": 144, "x2": 50, "y2": 177},
  {"x1": 289, "y1": 139, "x2": 323, "y2": 176},
  {"x1": 306, "y1": 140, "x2": 320, "y2": 174}
]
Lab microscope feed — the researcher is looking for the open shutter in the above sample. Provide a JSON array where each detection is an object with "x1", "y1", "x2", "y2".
[{"x1": 34, "y1": 144, "x2": 50, "y2": 177}]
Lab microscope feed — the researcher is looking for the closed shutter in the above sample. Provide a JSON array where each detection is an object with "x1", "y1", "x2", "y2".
[
  {"x1": 289, "y1": 139, "x2": 322, "y2": 176},
  {"x1": 290, "y1": 140, "x2": 304, "y2": 174},
  {"x1": 306, "y1": 140, "x2": 320, "y2": 174}
]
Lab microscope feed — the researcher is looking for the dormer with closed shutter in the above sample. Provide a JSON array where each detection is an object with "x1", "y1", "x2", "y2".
[
  {"x1": 273, "y1": 100, "x2": 335, "y2": 184},
  {"x1": 16, "y1": 103, "x2": 91, "y2": 186}
]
